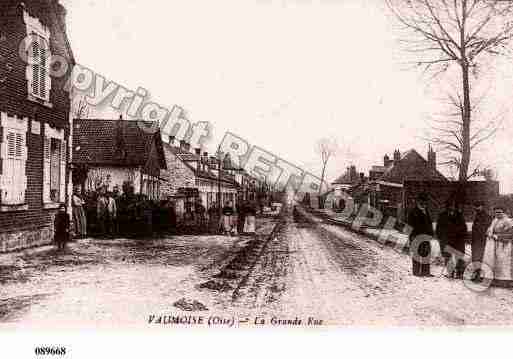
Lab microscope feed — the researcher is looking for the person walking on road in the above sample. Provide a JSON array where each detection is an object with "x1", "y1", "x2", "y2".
[
  {"x1": 436, "y1": 199, "x2": 468, "y2": 279},
  {"x1": 407, "y1": 193, "x2": 434, "y2": 277},
  {"x1": 471, "y1": 201, "x2": 492, "y2": 282}
]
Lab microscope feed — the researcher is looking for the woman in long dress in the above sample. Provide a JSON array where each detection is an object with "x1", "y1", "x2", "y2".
[
  {"x1": 482, "y1": 206, "x2": 513, "y2": 287},
  {"x1": 222, "y1": 201, "x2": 236, "y2": 235},
  {"x1": 243, "y1": 201, "x2": 256, "y2": 235},
  {"x1": 72, "y1": 187, "x2": 87, "y2": 238}
]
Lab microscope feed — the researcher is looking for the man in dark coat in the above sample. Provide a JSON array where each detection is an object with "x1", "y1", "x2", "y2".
[
  {"x1": 407, "y1": 193, "x2": 434, "y2": 277},
  {"x1": 471, "y1": 201, "x2": 492, "y2": 281},
  {"x1": 54, "y1": 204, "x2": 70, "y2": 251},
  {"x1": 436, "y1": 199, "x2": 468, "y2": 279}
]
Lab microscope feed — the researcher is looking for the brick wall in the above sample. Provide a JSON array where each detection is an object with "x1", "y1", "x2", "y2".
[{"x1": 0, "y1": 0, "x2": 73, "y2": 251}]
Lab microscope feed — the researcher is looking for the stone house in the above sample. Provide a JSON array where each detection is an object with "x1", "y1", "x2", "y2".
[
  {"x1": 72, "y1": 119, "x2": 167, "y2": 200},
  {"x1": 160, "y1": 138, "x2": 239, "y2": 218},
  {"x1": 0, "y1": 0, "x2": 74, "y2": 252}
]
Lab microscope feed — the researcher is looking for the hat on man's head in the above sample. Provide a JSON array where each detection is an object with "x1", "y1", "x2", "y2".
[
  {"x1": 417, "y1": 192, "x2": 429, "y2": 202},
  {"x1": 474, "y1": 200, "x2": 485, "y2": 207}
]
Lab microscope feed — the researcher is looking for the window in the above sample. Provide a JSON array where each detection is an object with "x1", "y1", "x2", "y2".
[
  {"x1": 0, "y1": 113, "x2": 28, "y2": 207},
  {"x1": 24, "y1": 10, "x2": 51, "y2": 103},
  {"x1": 43, "y1": 124, "x2": 65, "y2": 204},
  {"x1": 50, "y1": 138, "x2": 61, "y2": 202}
]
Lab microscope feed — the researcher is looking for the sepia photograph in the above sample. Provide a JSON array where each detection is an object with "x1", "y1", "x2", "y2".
[{"x1": 2, "y1": 0, "x2": 513, "y2": 357}]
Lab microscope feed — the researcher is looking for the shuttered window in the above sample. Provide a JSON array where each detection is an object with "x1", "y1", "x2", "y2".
[
  {"x1": 28, "y1": 34, "x2": 50, "y2": 101},
  {"x1": 0, "y1": 115, "x2": 28, "y2": 206},
  {"x1": 43, "y1": 126, "x2": 65, "y2": 204},
  {"x1": 24, "y1": 9, "x2": 51, "y2": 103}
]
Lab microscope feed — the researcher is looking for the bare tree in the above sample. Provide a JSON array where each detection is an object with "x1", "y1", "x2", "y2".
[
  {"x1": 426, "y1": 84, "x2": 505, "y2": 179},
  {"x1": 315, "y1": 137, "x2": 338, "y2": 195},
  {"x1": 386, "y1": 0, "x2": 513, "y2": 181}
]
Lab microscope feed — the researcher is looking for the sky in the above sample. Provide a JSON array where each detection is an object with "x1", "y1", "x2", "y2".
[{"x1": 61, "y1": 0, "x2": 513, "y2": 193}]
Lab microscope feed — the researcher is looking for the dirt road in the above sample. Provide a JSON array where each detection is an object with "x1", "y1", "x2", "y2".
[{"x1": 235, "y1": 205, "x2": 513, "y2": 326}]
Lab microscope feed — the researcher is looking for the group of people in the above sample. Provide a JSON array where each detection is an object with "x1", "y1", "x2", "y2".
[
  {"x1": 408, "y1": 192, "x2": 513, "y2": 287},
  {"x1": 54, "y1": 186, "x2": 260, "y2": 250},
  {"x1": 219, "y1": 200, "x2": 257, "y2": 236}
]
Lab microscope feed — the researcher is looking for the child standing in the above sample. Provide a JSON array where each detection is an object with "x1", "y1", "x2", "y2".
[{"x1": 54, "y1": 204, "x2": 70, "y2": 251}]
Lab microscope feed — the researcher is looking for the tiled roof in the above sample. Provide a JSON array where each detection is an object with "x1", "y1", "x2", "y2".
[
  {"x1": 378, "y1": 149, "x2": 447, "y2": 183},
  {"x1": 332, "y1": 171, "x2": 360, "y2": 185},
  {"x1": 163, "y1": 143, "x2": 238, "y2": 186},
  {"x1": 73, "y1": 119, "x2": 166, "y2": 168}
]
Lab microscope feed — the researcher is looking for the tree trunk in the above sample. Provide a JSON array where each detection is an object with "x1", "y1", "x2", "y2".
[
  {"x1": 319, "y1": 162, "x2": 327, "y2": 195},
  {"x1": 459, "y1": 62, "x2": 471, "y2": 182},
  {"x1": 459, "y1": 2, "x2": 471, "y2": 183}
]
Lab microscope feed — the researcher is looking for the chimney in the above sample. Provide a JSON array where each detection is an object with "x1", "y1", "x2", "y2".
[
  {"x1": 350, "y1": 165, "x2": 357, "y2": 182},
  {"x1": 428, "y1": 145, "x2": 436, "y2": 171},
  {"x1": 179, "y1": 140, "x2": 187, "y2": 150},
  {"x1": 393, "y1": 149, "x2": 401, "y2": 164},
  {"x1": 384, "y1": 154, "x2": 391, "y2": 167},
  {"x1": 195, "y1": 148, "x2": 201, "y2": 156},
  {"x1": 184, "y1": 142, "x2": 191, "y2": 152},
  {"x1": 169, "y1": 135, "x2": 175, "y2": 146}
]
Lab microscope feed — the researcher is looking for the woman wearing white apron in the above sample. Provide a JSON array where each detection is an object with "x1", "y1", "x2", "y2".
[{"x1": 482, "y1": 206, "x2": 513, "y2": 287}]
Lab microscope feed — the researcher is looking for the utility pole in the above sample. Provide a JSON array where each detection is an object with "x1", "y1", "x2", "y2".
[{"x1": 217, "y1": 149, "x2": 222, "y2": 219}]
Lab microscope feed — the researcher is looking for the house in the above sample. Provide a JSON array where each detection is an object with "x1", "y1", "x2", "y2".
[
  {"x1": 72, "y1": 118, "x2": 167, "y2": 200},
  {"x1": 324, "y1": 165, "x2": 365, "y2": 210},
  {"x1": 369, "y1": 147, "x2": 447, "y2": 219},
  {"x1": 0, "y1": 0, "x2": 74, "y2": 252},
  {"x1": 160, "y1": 137, "x2": 239, "y2": 219},
  {"x1": 332, "y1": 165, "x2": 364, "y2": 190}
]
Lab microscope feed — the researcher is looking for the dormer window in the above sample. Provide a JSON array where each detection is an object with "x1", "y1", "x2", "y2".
[{"x1": 23, "y1": 10, "x2": 52, "y2": 105}]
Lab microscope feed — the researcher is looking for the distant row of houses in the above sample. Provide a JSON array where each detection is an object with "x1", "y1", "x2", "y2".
[
  {"x1": 72, "y1": 118, "x2": 261, "y2": 217},
  {"x1": 323, "y1": 147, "x2": 499, "y2": 222},
  {"x1": 0, "y1": 0, "x2": 265, "y2": 252}
]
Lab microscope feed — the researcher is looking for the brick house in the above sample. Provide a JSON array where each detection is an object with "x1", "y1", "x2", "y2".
[
  {"x1": 72, "y1": 119, "x2": 167, "y2": 199},
  {"x1": 0, "y1": 0, "x2": 74, "y2": 252},
  {"x1": 369, "y1": 147, "x2": 448, "y2": 219},
  {"x1": 160, "y1": 138, "x2": 239, "y2": 218}
]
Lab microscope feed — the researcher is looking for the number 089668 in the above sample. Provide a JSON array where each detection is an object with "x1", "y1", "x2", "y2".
[{"x1": 34, "y1": 347, "x2": 66, "y2": 356}]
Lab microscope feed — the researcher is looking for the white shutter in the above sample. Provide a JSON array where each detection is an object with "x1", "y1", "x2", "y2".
[
  {"x1": 39, "y1": 41, "x2": 51, "y2": 101},
  {"x1": 1, "y1": 130, "x2": 26, "y2": 205},
  {"x1": 2, "y1": 132, "x2": 16, "y2": 204},
  {"x1": 31, "y1": 39, "x2": 40, "y2": 98},
  {"x1": 59, "y1": 139, "x2": 66, "y2": 202},
  {"x1": 43, "y1": 136, "x2": 51, "y2": 202},
  {"x1": 14, "y1": 132, "x2": 27, "y2": 204}
]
